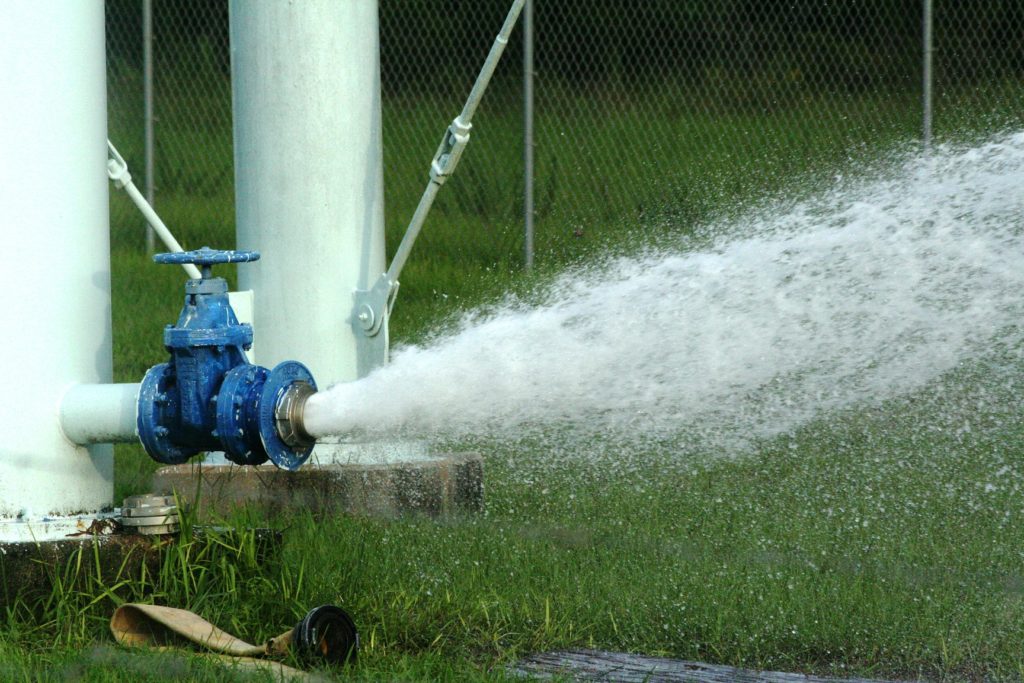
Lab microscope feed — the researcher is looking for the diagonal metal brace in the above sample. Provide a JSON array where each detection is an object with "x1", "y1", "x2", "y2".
[
  {"x1": 352, "y1": 0, "x2": 525, "y2": 345},
  {"x1": 354, "y1": 114, "x2": 469, "y2": 339}
]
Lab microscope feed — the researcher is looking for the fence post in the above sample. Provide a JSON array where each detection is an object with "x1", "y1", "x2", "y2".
[
  {"x1": 523, "y1": 0, "x2": 534, "y2": 269},
  {"x1": 922, "y1": 0, "x2": 933, "y2": 149},
  {"x1": 143, "y1": 0, "x2": 156, "y2": 253}
]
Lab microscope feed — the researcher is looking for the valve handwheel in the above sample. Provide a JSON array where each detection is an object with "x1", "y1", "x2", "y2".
[{"x1": 155, "y1": 247, "x2": 260, "y2": 279}]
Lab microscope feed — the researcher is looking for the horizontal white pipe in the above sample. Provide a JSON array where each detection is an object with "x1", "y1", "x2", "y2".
[{"x1": 60, "y1": 383, "x2": 140, "y2": 445}]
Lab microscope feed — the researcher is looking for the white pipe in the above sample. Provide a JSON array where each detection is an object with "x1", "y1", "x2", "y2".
[
  {"x1": 231, "y1": 0, "x2": 386, "y2": 383},
  {"x1": 0, "y1": 0, "x2": 114, "y2": 521},
  {"x1": 60, "y1": 384, "x2": 141, "y2": 446}
]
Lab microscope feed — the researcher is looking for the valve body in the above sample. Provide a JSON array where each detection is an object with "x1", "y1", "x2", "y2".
[{"x1": 137, "y1": 248, "x2": 317, "y2": 470}]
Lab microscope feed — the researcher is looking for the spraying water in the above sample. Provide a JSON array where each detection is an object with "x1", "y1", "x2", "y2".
[{"x1": 305, "y1": 132, "x2": 1024, "y2": 455}]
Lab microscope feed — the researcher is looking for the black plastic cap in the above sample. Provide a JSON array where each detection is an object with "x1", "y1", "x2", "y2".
[{"x1": 292, "y1": 604, "x2": 358, "y2": 666}]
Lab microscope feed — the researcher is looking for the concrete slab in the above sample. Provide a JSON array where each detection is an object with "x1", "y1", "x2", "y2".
[
  {"x1": 151, "y1": 452, "x2": 484, "y2": 520},
  {"x1": 510, "y1": 650, "x2": 908, "y2": 683}
]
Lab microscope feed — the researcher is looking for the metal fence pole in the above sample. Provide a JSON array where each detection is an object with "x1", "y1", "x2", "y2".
[
  {"x1": 523, "y1": 0, "x2": 534, "y2": 270},
  {"x1": 922, "y1": 0, "x2": 933, "y2": 149},
  {"x1": 142, "y1": 0, "x2": 155, "y2": 254}
]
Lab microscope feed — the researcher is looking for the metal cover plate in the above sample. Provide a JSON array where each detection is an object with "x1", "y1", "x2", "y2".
[
  {"x1": 122, "y1": 504, "x2": 178, "y2": 518},
  {"x1": 123, "y1": 494, "x2": 176, "y2": 509},
  {"x1": 120, "y1": 514, "x2": 180, "y2": 527},
  {"x1": 133, "y1": 523, "x2": 180, "y2": 536}
]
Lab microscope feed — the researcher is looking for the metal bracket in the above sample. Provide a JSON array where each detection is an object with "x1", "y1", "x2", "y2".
[
  {"x1": 430, "y1": 117, "x2": 472, "y2": 186},
  {"x1": 106, "y1": 141, "x2": 132, "y2": 189},
  {"x1": 353, "y1": 274, "x2": 400, "y2": 339},
  {"x1": 347, "y1": 115, "x2": 467, "y2": 349}
]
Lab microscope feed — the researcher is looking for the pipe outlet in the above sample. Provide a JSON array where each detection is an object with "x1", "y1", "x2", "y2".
[{"x1": 274, "y1": 380, "x2": 316, "y2": 450}]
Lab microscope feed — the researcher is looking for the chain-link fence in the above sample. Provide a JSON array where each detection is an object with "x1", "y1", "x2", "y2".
[
  {"x1": 935, "y1": 2, "x2": 1024, "y2": 134},
  {"x1": 107, "y1": 0, "x2": 233, "y2": 256},
  {"x1": 106, "y1": 1, "x2": 1024, "y2": 268}
]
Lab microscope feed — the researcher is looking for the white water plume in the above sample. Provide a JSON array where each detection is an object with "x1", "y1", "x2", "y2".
[{"x1": 306, "y1": 132, "x2": 1024, "y2": 453}]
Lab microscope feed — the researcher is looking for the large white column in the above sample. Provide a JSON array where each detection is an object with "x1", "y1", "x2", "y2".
[
  {"x1": 0, "y1": 1, "x2": 114, "y2": 522},
  {"x1": 230, "y1": 0, "x2": 387, "y2": 386}
]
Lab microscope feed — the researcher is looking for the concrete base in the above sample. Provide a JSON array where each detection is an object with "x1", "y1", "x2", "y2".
[
  {"x1": 0, "y1": 512, "x2": 118, "y2": 544},
  {"x1": 151, "y1": 452, "x2": 484, "y2": 521},
  {"x1": 511, "y1": 649, "x2": 898, "y2": 682},
  {"x1": 0, "y1": 533, "x2": 159, "y2": 612}
]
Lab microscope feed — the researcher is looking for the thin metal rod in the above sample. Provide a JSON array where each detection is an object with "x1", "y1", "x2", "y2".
[
  {"x1": 523, "y1": 0, "x2": 534, "y2": 270},
  {"x1": 109, "y1": 139, "x2": 201, "y2": 279},
  {"x1": 922, "y1": 0, "x2": 933, "y2": 150},
  {"x1": 143, "y1": 0, "x2": 156, "y2": 253},
  {"x1": 384, "y1": 0, "x2": 526, "y2": 287},
  {"x1": 386, "y1": 181, "x2": 442, "y2": 286},
  {"x1": 459, "y1": 0, "x2": 526, "y2": 125},
  {"x1": 122, "y1": 182, "x2": 201, "y2": 279}
]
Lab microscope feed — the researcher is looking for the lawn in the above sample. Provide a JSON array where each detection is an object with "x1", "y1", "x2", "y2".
[{"x1": 3, "y1": 79, "x2": 1024, "y2": 681}]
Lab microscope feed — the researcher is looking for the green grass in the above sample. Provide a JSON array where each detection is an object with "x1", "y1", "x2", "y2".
[
  {"x1": 9, "y1": 372, "x2": 1024, "y2": 681},
  {"x1": 5, "y1": 73, "x2": 1024, "y2": 679}
]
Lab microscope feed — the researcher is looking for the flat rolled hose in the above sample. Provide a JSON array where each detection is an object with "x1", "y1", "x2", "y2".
[
  {"x1": 110, "y1": 603, "x2": 266, "y2": 657},
  {"x1": 110, "y1": 602, "x2": 356, "y2": 678}
]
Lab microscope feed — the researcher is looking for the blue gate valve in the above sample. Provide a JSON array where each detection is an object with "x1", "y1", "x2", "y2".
[{"x1": 137, "y1": 247, "x2": 318, "y2": 470}]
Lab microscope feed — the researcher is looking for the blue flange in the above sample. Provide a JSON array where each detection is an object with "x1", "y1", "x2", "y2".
[
  {"x1": 215, "y1": 364, "x2": 270, "y2": 466},
  {"x1": 259, "y1": 361, "x2": 317, "y2": 471},
  {"x1": 137, "y1": 363, "x2": 201, "y2": 465}
]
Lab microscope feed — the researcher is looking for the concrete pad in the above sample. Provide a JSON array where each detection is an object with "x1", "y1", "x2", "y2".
[
  {"x1": 151, "y1": 452, "x2": 484, "y2": 520},
  {"x1": 511, "y1": 650, "x2": 906, "y2": 682}
]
